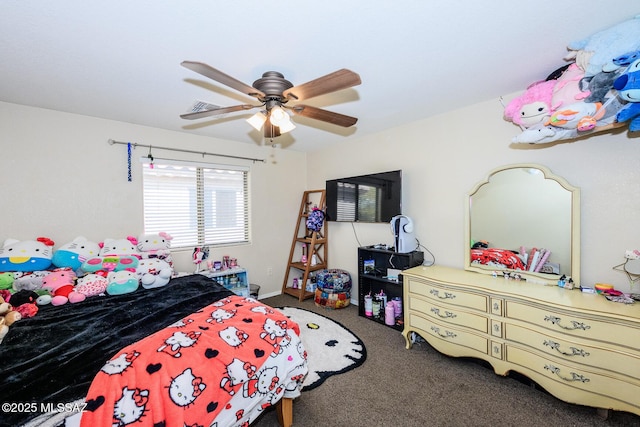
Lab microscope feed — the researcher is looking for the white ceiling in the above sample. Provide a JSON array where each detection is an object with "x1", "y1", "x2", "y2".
[{"x1": 1, "y1": 2, "x2": 638, "y2": 152}]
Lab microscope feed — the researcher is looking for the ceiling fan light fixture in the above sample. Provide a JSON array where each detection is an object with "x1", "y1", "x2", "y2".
[
  {"x1": 246, "y1": 111, "x2": 267, "y2": 131},
  {"x1": 277, "y1": 117, "x2": 296, "y2": 134},
  {"x1": 269, "y1": 106, "x2": 288, "y2": 126}
]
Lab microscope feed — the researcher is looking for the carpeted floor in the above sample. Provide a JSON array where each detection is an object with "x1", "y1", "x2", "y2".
[{"x1": 253, "y1": 294, "x2": 640, "y2": 427}]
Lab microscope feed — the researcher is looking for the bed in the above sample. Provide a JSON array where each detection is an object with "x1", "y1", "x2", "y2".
[{"x1": 1, "y1": 274, "x2": 308, "y2": 427}]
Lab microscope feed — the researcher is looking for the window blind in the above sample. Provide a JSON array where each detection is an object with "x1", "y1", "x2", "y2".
[{"x1": 141, "y1": 158, "x2": 250, "y2": 248}]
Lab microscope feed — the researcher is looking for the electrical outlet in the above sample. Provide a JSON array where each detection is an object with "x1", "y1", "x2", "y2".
[{"x1": 267, "y1": 267, "x2": 273, "y2": 276}]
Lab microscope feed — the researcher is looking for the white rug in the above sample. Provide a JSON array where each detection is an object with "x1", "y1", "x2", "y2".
[{"x1": 277, "y1": 307, "x2": 367, "y2": 390}]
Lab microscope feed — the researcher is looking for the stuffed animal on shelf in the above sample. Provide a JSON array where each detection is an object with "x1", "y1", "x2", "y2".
[
  {"x1": 566, "y1": 15, "x2": 640, "y2": 77},
  {"x1": 614, "y1": 58, "x2": 640, "y2": 131},
  {"x1": 106, "y1": 270, "x2": 139, "y2": 295},
  {"x1": 41, "y1": 268, "x2": 80, "y2": 306},
  {"x1": 136, "y1": 258, "x2": 173, "y2": 289},
  {"x1": 0, "y1": 237, "x2": 55, "y2": 272},
  {"x1": 545, "y1": 101, "x2": 606, "y2": 131},
  {"x1": 99, "y1": 236, "x2": 141, "y2": 258},
  {"x1": 504, "y1": 80, "x2": 557, "y2": 129},
  {"x1": 550, "y1": 63, "x2": 590, "y2": 109},
  {"x1": 137, "y1": 232, "x2": 173, "y2": 266},
  {"x1": 51, "y1": 236, "x2": 101, "y2": 272}
]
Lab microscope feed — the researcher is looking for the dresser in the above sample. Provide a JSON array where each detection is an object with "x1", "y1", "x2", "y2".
[{"x1": 401, "y1": 265, "x2": 640, "y2": 417}]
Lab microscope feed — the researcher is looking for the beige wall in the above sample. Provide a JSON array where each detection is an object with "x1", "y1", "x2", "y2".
[
  {"x1": 309, "y1": 94, "x2": 640, "y2": 295},
  {"x1": 0, "y1": 101, "x2": 307, "y2": 297},
  {"x1": 3, "y1": 95, "x2": 640, "y2": 299}
]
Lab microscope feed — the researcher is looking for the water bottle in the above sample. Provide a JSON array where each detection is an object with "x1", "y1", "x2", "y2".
[{"x1": 385, "y1": 301, "x2": 396, "y2": 326}]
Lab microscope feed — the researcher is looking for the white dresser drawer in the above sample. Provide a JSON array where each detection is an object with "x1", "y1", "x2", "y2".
[
  {"x1": 409, "y1": 313, "x2": 488, "y2": 355},
  {"x1": 506, "y1": 300, "x2": 640, "y2": 351},
  {"x1": 409, "y1": 297, "x2": 488, "y2": 333},
  {"x1": 505, "y1": 323, "x2": 640, "y2": 381},
  {"x1": 506, "y1": 345, "x2": 640, "y2": 414},
  {"x1": 407, "y1": 278, "x2": 487, "y2": 312}
]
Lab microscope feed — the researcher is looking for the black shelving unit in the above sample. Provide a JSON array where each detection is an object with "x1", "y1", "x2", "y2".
[{"x1": 358, "y1": 246, "x2": 424, "y2": 330}]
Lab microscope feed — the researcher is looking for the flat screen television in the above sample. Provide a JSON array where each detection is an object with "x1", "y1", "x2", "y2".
[{"x1": 325, "y1": 170, "x2": 402, "y2": 222}]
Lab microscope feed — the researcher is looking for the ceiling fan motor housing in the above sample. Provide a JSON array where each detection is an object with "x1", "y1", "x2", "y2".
[{"x1": 253, "y1": 71, "x2": 293, "y2": 103}]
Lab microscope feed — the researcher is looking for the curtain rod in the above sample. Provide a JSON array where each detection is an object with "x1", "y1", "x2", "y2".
[{"x1": 108, "y1": 139, "x2": 266, "y2": 163}]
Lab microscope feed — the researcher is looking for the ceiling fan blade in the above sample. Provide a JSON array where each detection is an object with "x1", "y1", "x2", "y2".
[
  {"x1": 180, "y1": 104, "x2": 257, "y2": 120},
  {"x1": 291, "y1": 105, "x2": 358, "y2": 127},
  {"x1": 181, "y1": 61, "x2": 266, "y2": 99},
  {"x1": 283, "y1": 69, "x2": 361, "y2": 101}
]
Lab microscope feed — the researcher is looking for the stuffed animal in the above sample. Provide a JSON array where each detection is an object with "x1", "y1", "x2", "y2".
[
  {"x1": 136, "y1": 258, "x2": 173, "y2": 289},
  {"x1": 137, "y1": 232, "x2": 173, "y2": 266},
  {"x1": 99, "y1": 236, "x2": 141, "y2": 258},
  {"x1": 81, "y1": 255, "x2": 139, "y2": 273},
  {"x1": 51, "y1": 236, "x2": 101, "y2": 272},
  {"x1": 504, "y1": 80, "x2": 556, "y2": 128},
  {"x1": 545, "y1": 101, "x2": 606, "y2": 131},
  {"x1": 614, "y1": 58, "x2": 640, "y2": 131},
  {"x1": 0, "y1": 237, "x2": 55, "y2": 272},
  {"x1": 8, "y1": 290, "x2": 40, "y2": 318},
  {"x1": 550, "y1": 63, "x2": 589, "y2": 108},
  {"x1": 0, "y1": 296, "x2": 22, "y2": 343},
  {"x1": 41, "y1": 268, "x2": 80, "y2": 306},
  {"x1": 106, "y1": 270, "x2": 139, "y2": 295},
  {"x1": 73, "y1": 273, "x2": 109, "y2": 301},
  {"x1": 12, "y1": 270, "x2": 51, "y2": 292},
  {"x1": 0, "y1": 273, "x2": 14, "y2": 291},
  {"x1": 566, "y1": 15, "x2": 640, "y2": 77}
]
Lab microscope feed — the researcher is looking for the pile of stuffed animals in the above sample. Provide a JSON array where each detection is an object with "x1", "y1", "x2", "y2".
[
  {"x1": 505, "y1": 15, "x2": 640, "y2": 144},
  {"x1": 0, "y1": 233, "x2": 174, "y2": 342}
]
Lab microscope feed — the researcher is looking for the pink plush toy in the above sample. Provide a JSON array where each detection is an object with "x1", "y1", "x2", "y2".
[
  {"x1": 504, "y1": 80, "x2": 556, "y2": 128},
  {"x1": 73, "y1": 273, "x2": 109, "y2": 302},
  {"x1": 41, "y1": 268, "x2": 82, "y2": 306},
  {"x1": 550, "y1": 63, "x2": 590, "y2": 109}
]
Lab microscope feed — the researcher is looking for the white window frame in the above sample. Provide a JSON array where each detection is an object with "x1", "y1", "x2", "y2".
[{"x1": 140, "y1": 157, "x2": 250, "y2": 249}]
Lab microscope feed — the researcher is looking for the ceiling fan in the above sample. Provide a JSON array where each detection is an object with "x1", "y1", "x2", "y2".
[{"x1": 180, "y1": 61, "x2": 361, "y2": 139}]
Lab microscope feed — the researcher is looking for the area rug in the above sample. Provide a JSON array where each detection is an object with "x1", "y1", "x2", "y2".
[{"x1": 277, "y1": 307, "x2": 367, "y2": 391}]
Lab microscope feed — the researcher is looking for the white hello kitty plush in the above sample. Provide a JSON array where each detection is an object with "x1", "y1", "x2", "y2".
[
  {"x1": 136, "y1": 258, "x2": 173, "y2": 289},
  {"x1": 137, "y1": 232, "x2": 173, "y2": 266},
  {"x1": 99, "y1": 236, "x2": 140, "y2": 258},
  {"x1": 0, "y1": 237, "x2": 55, "y2": 272}
]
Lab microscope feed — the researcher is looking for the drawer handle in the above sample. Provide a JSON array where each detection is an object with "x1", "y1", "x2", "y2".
[
  {"x1": 431, "y1": 307, "x2": 457, "y2": 319},
  {"x1": 544, "y1": 315, "x2": 591, "y2": 331},
  {"x1": 543, "y1": 340, "x2": 590, "y2": 357},
  {"x1": 430, "y1": 289, "x2": 456, "y2": 300},
  {"x1": 430, "y1": 326, "x2": 457, "y2": 339},
  {"x1": 544, "y1": 364, "x2": 590, "y2": 383}
]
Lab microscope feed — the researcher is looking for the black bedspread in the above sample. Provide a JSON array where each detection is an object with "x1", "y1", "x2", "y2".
[{"x1": 0, "y1": 274, "x2": 234, "y2": 426}]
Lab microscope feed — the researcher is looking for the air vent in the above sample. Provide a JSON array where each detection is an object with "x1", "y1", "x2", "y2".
[{"x1": 189, "y1": 100, "x2": 221, "y2": 113}]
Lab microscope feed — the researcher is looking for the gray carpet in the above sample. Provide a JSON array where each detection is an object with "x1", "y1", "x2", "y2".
[{"x1": 253, "y1": 294, "x2": 640, "y2": 427}]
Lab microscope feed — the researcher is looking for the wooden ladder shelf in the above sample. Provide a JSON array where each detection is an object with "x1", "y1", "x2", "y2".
[{"x1": 281, "y1": 190, "x2": 328, "y2": 301}]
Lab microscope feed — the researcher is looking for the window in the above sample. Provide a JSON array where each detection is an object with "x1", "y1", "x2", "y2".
[{"x1": 141, "y1": 158, "x2": 250, "y2": 248}]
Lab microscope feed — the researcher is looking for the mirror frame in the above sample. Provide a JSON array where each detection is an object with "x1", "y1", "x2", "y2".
[{"x1": 464, "y1": 163, "x2": 581, "y2": 285}]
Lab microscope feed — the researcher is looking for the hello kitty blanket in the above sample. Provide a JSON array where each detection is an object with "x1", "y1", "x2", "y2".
[{"x1": 78, "y1": 296, "x2": 308, "y2": 427}]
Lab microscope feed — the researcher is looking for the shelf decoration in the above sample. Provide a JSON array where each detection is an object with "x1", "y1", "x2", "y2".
[{"x1": 505, "y1": 15, "x2": 640, "y2": 145}]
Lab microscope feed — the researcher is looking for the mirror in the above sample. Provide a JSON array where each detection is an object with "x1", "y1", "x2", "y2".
[{"x1": 465, "y1": 163, "x2": 580, "y2": 285}]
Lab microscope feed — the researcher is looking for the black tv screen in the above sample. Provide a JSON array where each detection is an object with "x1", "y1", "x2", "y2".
[{"x1": 325, "y1": 170, "x2": 402, "y2": 223}]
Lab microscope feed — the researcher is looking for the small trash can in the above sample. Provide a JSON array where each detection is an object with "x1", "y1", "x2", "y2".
[{"x1": 250, "y1": 283, "x2": 260, "y2": 299}]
